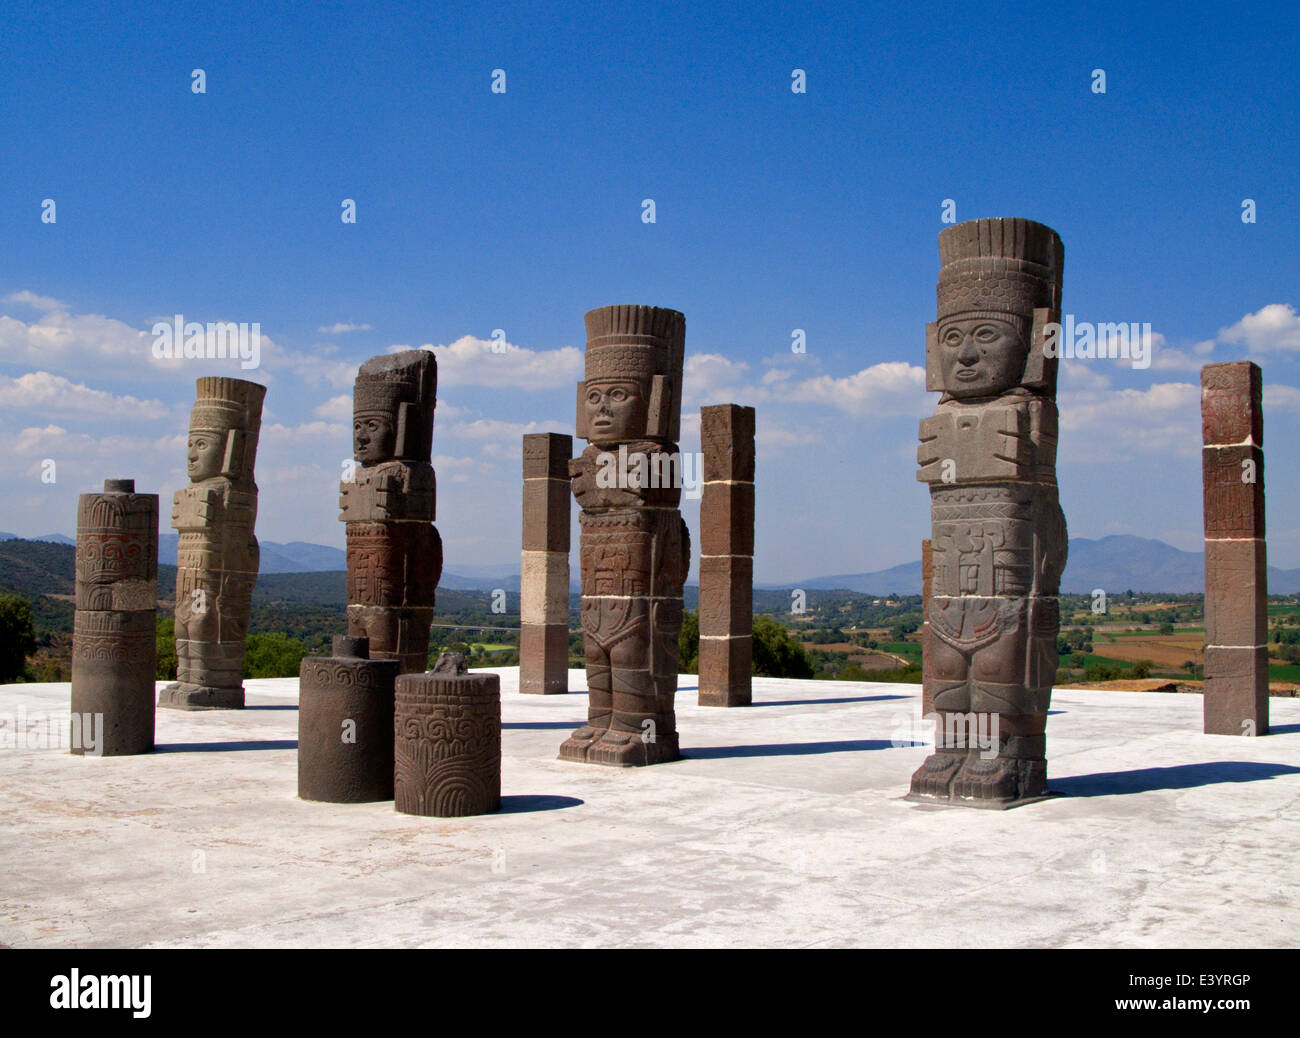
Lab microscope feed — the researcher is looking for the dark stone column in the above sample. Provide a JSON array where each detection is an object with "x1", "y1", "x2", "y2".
[
  {"x1": 71, "y1": 479, "x2": 158, "y2": 756},
  {"x1": 921, "y1": 538, "x2": 934, "y2": 717},
  {"x1": 698, "y1": 404, "x2": 755, "y2": 707},
  {"x1": 1201, "y1": 361, "x2": 1268, "y2": 736},
  {"x1": 520, "y1": 432, "x2": 572, "y2": 694},
  {"x1": 298, "y1": 636, "x2": 400, "y2": 802}
]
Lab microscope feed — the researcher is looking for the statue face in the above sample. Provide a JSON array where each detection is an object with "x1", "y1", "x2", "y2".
[
  {"x1": 187, "y1": 431, "x2": 226, "y2": 480},
  {"x1": 584, "y1": 380, "x2": 646, "y2": 441},
  {"x1": 938, "y1": 316, "x2": 1028, "y2": 397},
  {"x1": 354, "y1": 414, "x2": 396, "y2": 464}
]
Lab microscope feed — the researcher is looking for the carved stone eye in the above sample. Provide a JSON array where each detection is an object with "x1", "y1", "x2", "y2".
[
  {"x1": 975, "y1": 325, "x2": 999, "y2": 342},
  {"x1": 943, "y1": 328, "x2": 963, "y2": 347}
]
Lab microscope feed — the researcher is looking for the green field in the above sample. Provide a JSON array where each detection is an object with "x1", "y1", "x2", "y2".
[{"x1": 1269, "y1": 663, "x2": 1300, "y2": 682}]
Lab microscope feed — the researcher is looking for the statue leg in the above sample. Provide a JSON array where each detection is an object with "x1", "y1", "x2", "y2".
[
  {"x1": 558, "y1": 601, "x2": 614, "y2": 762},
  {"x1": 909, "y1": 628, "x2": 971, "y2": 799}
]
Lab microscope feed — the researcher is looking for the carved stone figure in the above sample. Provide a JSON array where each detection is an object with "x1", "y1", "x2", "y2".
[
  {"x1": 909, "y1": 217, "x2": 1066, "y2": 808},
  {"x1": 1201, "y1": 361, "x2": 1268, "y2": 735},
  {"x1": 71, "y1": 479, "x2": 158, "y2": 756},
  {"x1": 558, "y1": 305, "x2": 690, "y2": 766},
  {"x1": 160, "y1": 377, "x2": 265, "y2": 710},
  {"x1": 698, "y1": 404, "x2": 755, "y2": 707},
  {"x1": 340, "y1": 350, "x2": 442, "y2": 673},
  {"x1": 520, "y1": 432, "x2": 572, "y2": 694},
  {"x1": 298, "y1": 636, "x2": 400, "y2": 802},
  {"x1": 394, "y1": 662, "x2": 501, "y2": 817}
]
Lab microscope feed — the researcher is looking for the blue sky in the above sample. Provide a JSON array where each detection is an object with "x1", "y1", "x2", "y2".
[{"x1": 1, "y1": 0, "x2": 1296, "y2": 583}]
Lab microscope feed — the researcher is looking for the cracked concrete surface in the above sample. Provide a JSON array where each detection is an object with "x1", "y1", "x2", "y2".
[{"x1": 1, "y1": 670, "x2": 1297, "y2": 947}]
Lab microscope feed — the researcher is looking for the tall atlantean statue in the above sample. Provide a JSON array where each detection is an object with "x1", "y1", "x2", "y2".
[
  {"x1": 558, "y1": 305, "x2": 690, "y2": 766},
  {"x1": 160, "y1": 378, "x2": 265, "y2": 710},
  {"x1": 340, "y1": 350, "x2": 442, "y2": 673},
  {"x1": 910, "y1": 217, "x2": 1066, "y2": 808}
]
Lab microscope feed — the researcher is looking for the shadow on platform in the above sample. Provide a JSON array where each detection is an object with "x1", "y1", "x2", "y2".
[
  {"x1": 503, "y1": 721, "x2": 582, "y2": 730},
  {"x1": 243, "y1": 704, "x2": 298, "y2": 711},
  {"x1": 1052, "y1": 761, "x2": 1300, "y2": 797},
  {"x1": 684, "y1": 738, "x2": 922, "y2": 760},
  {"x1": 1267, "y1": 723, "x2": 1300, "y2": 735},
  {"x1": 155, "y1": 740, "x2": 298, "y2": 753},
  {"x1": 497, "y1": 794, "x2": 583, "y2": 813},
  {"x1": 754, "y1": 694, "x2": 911, "y2": 708}
]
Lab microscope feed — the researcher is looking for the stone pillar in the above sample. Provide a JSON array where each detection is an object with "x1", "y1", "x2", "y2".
[
  {"x1": 520, "y1": 432, "x2": 572, "y2": 694},
  {"x1": 394, "y1": 657, "x2": 501, "y2": 816},
  {"x1": 921, "y1": 538, "x2": 934, "y2": 716},
  {"x1": 298, "y1": 636, "x2": 400, "y2": 802},
  {"x1": 558, "y1": 304, "x2": 691, "y2": 766},
  {"x1": 160, "y1": 377, "x2": 265, "y2": 710},
  {"x1": 908, "y1": 217, "x2": 1067, "y2": 808},
  {"x1": 1201, "y1": 361, "x2": 1268, "y2": 736},
  {"x1": 698, "y1": 404, "x2": 755, "y2": 707},
  {"x1": 71, "y1": 479, "x2": 158, "y2": 756},
  {"x1": 340, "y1": 350, "x2": 443, "y2": 674}
]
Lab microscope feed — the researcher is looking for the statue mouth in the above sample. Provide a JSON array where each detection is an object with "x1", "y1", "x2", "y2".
[{"x1": 955, "y1": 369, "x2": 980, "y2": 380}]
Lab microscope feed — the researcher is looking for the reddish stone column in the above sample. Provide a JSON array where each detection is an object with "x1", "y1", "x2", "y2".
[
  {"x1": 920, "y1": 538, "x2": 933, "y2": 716},
  {"x1": 698, "y1": 404, "x2": 755, "y2": 707},
  {"x1": 520, "y1": 433, "x2": 572, "y2": 694},
  {"x1": 1201, "y1": 362, "x2": 1268, "y2": 736}
]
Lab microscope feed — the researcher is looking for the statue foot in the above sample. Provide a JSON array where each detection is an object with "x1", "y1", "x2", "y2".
[
  {"x1": 585, "y1": 728, "x2": 680, "y2": 768},
  {"x1": 557, "y1": 724, "x2": 603, "y2": 763},
  {"x1": 951, "y1": 756, "x2": 1048, "y2": 805},
  {"x1": 907, "y1": 750, "x2": 965, "y2": 799}
]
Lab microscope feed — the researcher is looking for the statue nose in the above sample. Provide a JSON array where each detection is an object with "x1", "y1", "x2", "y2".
[{"x1": 957, "y1": 337, "x2": 980, "y2": 365}]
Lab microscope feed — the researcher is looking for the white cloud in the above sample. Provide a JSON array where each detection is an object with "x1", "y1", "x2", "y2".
[
  {"x1": 446, "y1": 417, "x2": 572, "y2": 442},
  {"x1": 787, "y1": 361, "x2": 927, "y2": 417},
  {"x1": 3, "y1": 290, "x2": 67, "y2": 312},
  {"x1": 318, "y1": 322, "x2": 372, "y2": 334},
  {"x1": 395, "y1": 336, "x2": 582, "y2": 390},
  {"x1": 313, "y1": 394, "x2": 352, "y2": 421},
  {"x1": 1218, "y1": 303, "x2": 1300, "y2": 354},
  {"x1": 0, "y1": 372, "x2": 170, "y2": 419},
  {"x1": 1058, "y1": 381, "x2": 1201, "y2": 460},
  {"x1": 1263, "y1": 384, "x2": 1300, "y2": 410}
]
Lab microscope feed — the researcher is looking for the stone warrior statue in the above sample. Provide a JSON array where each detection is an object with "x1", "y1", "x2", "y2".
[
  {"x1": 340, "y1": 350, "x2": 442, "y2": 673},
  {"x1": 909, "y1": 217, "x2": 1067, "y2": 807},
  {"x1": 559, "y1": 305, "x2": 691, "y2": 766},
  {"x1": 160, "y1": 377, "x2": 265, "y2": 710}
]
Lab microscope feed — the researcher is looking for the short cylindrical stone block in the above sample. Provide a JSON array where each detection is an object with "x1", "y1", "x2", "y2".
[
  {"x1": 1201, "y1": 362, "x2": 1263, "y2": 447},
  {"x1": 1202, "y1": 446, "x2": 1265, "y2": 539},
  {"x1": 71, "y1": 479, "x2": 158, "y2": 757},
  {"x1": 394, "y1": 671, "x2": 501, "y2": 816},
  {"x1": 298, "y1": 637, "x2": 400, "y2": 803},
  {"x1": 698, "y1": 636, "x2": 753, "y2": 707}
]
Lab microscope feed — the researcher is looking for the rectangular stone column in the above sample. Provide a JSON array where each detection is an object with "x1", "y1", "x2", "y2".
[
  {"x1": 1201, "y1": 361, "x2": 1268, "y2": 735},
  {"x1": 921, "y1": 538, "x2": 933, "y2": 716},
  {"x1": 521, "y1": 433, "x2": 572, "y2": 694},
  {"x1": 698, "y1": 404, "x2": 755, "y2": 707}
]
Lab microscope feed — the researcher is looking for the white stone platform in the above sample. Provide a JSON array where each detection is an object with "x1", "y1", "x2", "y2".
[{"x1": 1, "y1": 670, "x2": 1297, "y2": 948}]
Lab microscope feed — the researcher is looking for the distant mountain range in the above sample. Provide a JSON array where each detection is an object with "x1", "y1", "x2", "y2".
[
  {"x1": 787, "y1": 535, "x2": 1300, "y2": 595},
  {"x1": 6, "y1": 531, "x2": 1297, "y2": 595}
]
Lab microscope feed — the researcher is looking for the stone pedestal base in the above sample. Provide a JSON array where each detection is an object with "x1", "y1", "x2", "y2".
[
  {"x1": 158, "y1": 683, "x2": 245, "y2": 711},
  {"x1": 395, "y1": 671, "x2": 501, "y2": 816}
]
